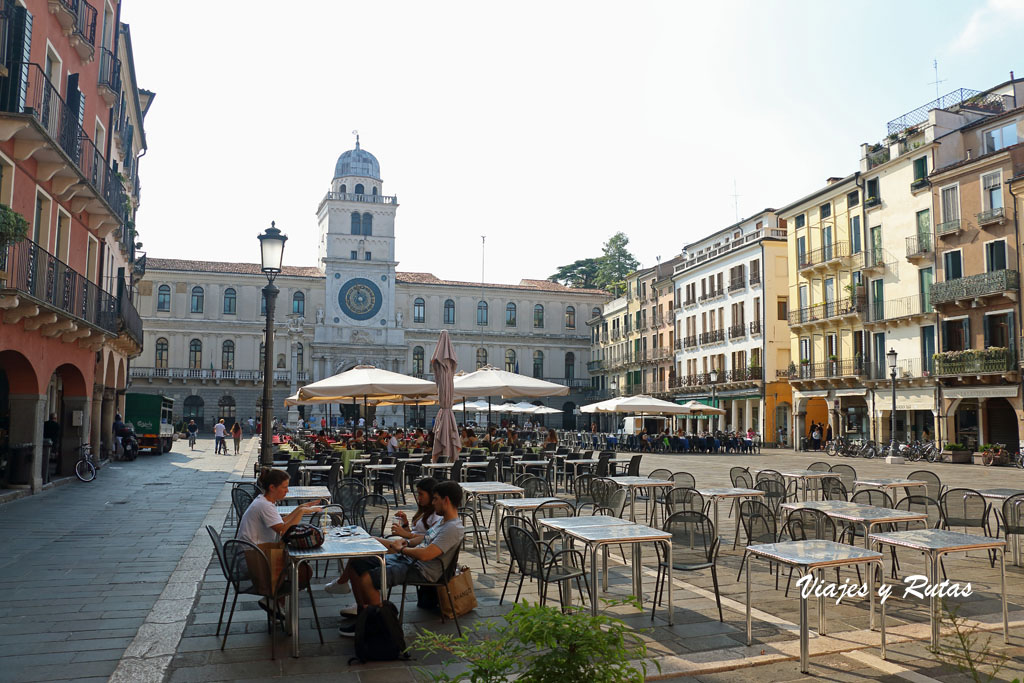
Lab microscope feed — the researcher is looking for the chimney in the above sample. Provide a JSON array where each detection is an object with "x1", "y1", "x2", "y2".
[{"x1": 825, "y1": 177, "x2": 842, "y2": 185}]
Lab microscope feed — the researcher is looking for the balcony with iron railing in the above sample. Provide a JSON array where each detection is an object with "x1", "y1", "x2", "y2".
[
  {"x1": 586, "y1": 359, "x2": 605, "y2": 372},
  {"x1": 683, "y1": 334, "x2": 698, "y2": 349},
  {"x1": 749, "y1": 319, "x2": 762, "y2": 336},
  {"x1": 723, "y1": 367, "x2": 763, "y2": 383},
  {"x1": 728, "y1": 277, "x2": 745, "y2": 293},
  {"x1": 611, "y1": 329, "x2": 622, "y2": 341},
  {"x1": 932, "y1": 348, "x2": 1015, "y2": 377},
  {"x1": 978, "y1": 207, "x2": 1006, "y2": 226},
  {"x1": 930, "y1": 270, "x2": 1019, "y2": 306},
  {"x1": 317, "y1": 191, "x2": 399, "y2": 212},
  {"x1": 862, "y1": 293, "x2": 933, "y2": 325},
  {"x1": 0, "y1": 237, "x2": 117, "y2": 337},
  {"x1": 698, "y1": 288, "x2": 725, "y2": 303},
  {"x1": 53, "y1": 0, "x2": 98, "y2": 61},
  {"x1": 789, "y1": 295, "x2": 866, "y2": 327},
  {"x1": 0, "y1": 63, "x2": 128, "y2": 228},
  {"x1": 118, "y1": 294, "x2": 142, "y2": 349},
  {"x1": 97, "y1": 47, "x2": 121, "y2": 106},
  {"x1": 683, "y1": 296, "x2": 697, "y2": 308},
  {"x1": 789, "y1": 359, "x2": 865, "y2": 381},
  {"x1": 749, "y1": 272, "x2": 761, "y2": 286},
  {"x1": 699, "y1": 329, "x2": 725, "y2": 345},
  {"x1": 864, "y1": 357, "x2": 933, "y2": 381},
  {"x1": 936, "y1": 218, "x2": 961, "y2": 237},
  {"x1": 130, "y1": 367, "x2": 309, "y2": 383},
  {"x1": 906, "y1": 234, "x2": 932, "y2": 261},
  {"x1": 670, "y1": 373, "x2": 715, "y2": 390},
  {"x1": 674, "y1": 226, "x2": 790, "y2": 273},
  {"x1": 648, "y1": 347, "x2": 673, "y2": 362},
  {"x1": 851, "y1": 248, "x2": 891, "y2": 273},
  {"x1": 729, "y1": 323, "x2": 746, "y2": 339},
  {"x1": 797, "y1": 241, "x2": 851, "y2": 272},
  {"x1": 866, "y1": 146, "x2": 890, "y2": 170}
]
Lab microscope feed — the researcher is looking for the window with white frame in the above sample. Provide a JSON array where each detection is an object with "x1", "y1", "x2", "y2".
[
  {"x1": 941, "y1": 185, "x2": 960, "y2": 223},
  {"x1": 985, "y1": 240, "x2": 1006, "y2": 272},
  {"x1": 982, "y1": 171, "x2": 1003, "y2": 212},
  {"x1": 983, "y1": 123, "x2": 1018, "y2": 154}
]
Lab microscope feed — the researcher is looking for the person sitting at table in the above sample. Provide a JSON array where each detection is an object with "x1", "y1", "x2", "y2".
[
  {"x1": 542, "y1": 428, "x2": 558, "y2": 450},
  {"x1": 387, "y1": 429, "x2": 402, "y2": 454},
  {"x1": 237, "y1": 469, "x2": 323, "y2": 618},
  {"x1": 462, "y1": 428, "x2": 477, "y2": 448},
  {"x1": 390, "y1": 477, "x2": 440, "y2": 539},
  {"x1": 335, "y1": 481, "x2": 465, "y2": 636}
]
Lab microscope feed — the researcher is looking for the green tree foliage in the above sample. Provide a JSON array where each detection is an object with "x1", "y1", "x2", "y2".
[{"x1": 547, "y1": 232, "x2": 639, "y2": 292}]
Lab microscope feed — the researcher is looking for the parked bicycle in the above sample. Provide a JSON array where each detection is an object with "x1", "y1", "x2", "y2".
[
  {"x1": 75, "y1": 443, "x2": 97, "y2": 482},
  {"x1": 982, "y1": 443, "x2": 1012, "y2": 466}
]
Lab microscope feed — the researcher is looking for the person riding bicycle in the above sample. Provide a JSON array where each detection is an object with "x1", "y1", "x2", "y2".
[{"x1": 187, "y1": 419, "x2": 199, "y2": 450}]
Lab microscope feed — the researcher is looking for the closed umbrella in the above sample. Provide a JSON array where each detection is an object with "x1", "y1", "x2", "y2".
[{"x1": 431, "y1": 331, "x2": 461, "y2": 463}]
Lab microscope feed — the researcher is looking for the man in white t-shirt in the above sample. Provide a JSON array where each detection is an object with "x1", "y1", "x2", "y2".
[{"x1": 213, "y1": 419, "x2": 228, "y2": 454}]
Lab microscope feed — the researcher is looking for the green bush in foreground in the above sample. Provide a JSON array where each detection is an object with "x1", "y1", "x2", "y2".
[{"x1": 413, "y1": 600, "x2": 655, "y2": 682}]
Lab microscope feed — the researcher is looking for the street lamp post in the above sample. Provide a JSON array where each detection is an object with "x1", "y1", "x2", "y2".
[
  {"x1": 709, "y1": 368, "x2": 719, "y2": 433},
  {"x1": 886, "y1": 347, "x2": 903, "y2": 464},
  {"x1": 258, "y1": 222, "x2": 287, "y2": 467}
]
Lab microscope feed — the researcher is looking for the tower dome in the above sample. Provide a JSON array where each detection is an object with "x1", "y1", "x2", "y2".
[{"x1": 334, "y1": 135, "x2": 381, "y2": 180}]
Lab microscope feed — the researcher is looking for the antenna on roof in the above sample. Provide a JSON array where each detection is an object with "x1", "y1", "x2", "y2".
[
  {"x1": 352, "y1": 130, "x2": 360, "y2": 149},
  {"x1": 928, "y1": 59, "x2": 946, "y2": 101},
  {"x1": 729, "y1": 179, "x2": 741, "y2": 223}
]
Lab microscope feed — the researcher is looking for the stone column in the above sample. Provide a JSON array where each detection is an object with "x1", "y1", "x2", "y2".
[
  {"x1": 731, "y1": 400, "x2": 738, "y2": 433},
  {"x1": 101, "y1": 388, "x2": 116, "y2": 458},
  {"x1": 977, "y1": 398, "x2": 987, "y2": 449},
  {"x1": 91, "y1": 386, "x2": 103, "y2": 457},
  {"x1": 794, "y1": 410, "x2": 806, "y2": 450},
  {"x1": 7, "y1": 394, "x2": 47, "y2": 492},
  {"x1": 745, "y1": 398, "x2": 753, "y2": 431}
]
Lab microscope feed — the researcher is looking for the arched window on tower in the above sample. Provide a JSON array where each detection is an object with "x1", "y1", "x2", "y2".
[
  {"x1": 565, "y1": 306, "x2": 576, "y2": 329},
  {"x1": 564, "y1": 352, "x2": 575, "y2": 380},
  {"x1": 340, "y1": 184, "x2": 347, "y2": 194},
  {"x1": 413, "y1": 298, "x2": 425, "y2": 323},
  {"x1": 476, "y1": 348, "x2": 487, "y2": 369},
  {"x1": 505, "y1": 349, "x2": 517, "y2": 373},
  {"x1": 592, "y1": 306, "x2": 601, "y2": 320},
  {"x1": 362, "y1": 213, "x2": 372, "y2": 236},
  {"x1": 372, "y1": 186, "x2": 378, "y2": 195},
  {"x1": 412, "y1": 346, "x2": 424, "y2": 375},
  {"x1": 533, "y1": 350, "x2": 544, "y2": 378},
  {"x1": 477, "y1": 301, "x2": 488, "y2": 325},
  {"x1": 351, "y1": 212, "x2": 361, "y2": 235},
  {"x1": 221, "y1": 340, "x2": 235, "y2": 370},
  {"x1": 444, "y1": 299, "x2": 456, "y2": 325},
  {"x1": 355, "y1": 183, "x2": 365, "y2": 195},
  {"x1": 292, "y1": 291, "x2": 305, "y2": 315}
]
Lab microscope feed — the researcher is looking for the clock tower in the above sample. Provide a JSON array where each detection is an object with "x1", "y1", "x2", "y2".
[{"x1": 314, "y1": 135, "x2": 406, "y2": 374}]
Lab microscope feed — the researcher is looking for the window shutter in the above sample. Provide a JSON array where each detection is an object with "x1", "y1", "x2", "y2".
[
  {"x1": 963, "y1": 319, "x2": 970, "y2": 351},
  {"x1": 1008, "y1": 312, "x2": 1016, "y2": 354},
  {"x1": 983, "y1": 316, "x2": 989, "y2": 350},
  {"x1": 3, "y1": 7, "x2": 32, "y2": 112},
  {"x1": 983, "y1": 172, "x2": 1001, "y2": 190}
]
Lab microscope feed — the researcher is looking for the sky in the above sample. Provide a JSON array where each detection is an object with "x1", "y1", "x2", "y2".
[{"x1": 120, "y1": 0, "x2": 1024, "y2": 285}]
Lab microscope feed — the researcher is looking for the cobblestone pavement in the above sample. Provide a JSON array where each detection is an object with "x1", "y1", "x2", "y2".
[{"x1": 3, "y1": 443, "x2": 1023, "y2": 681}]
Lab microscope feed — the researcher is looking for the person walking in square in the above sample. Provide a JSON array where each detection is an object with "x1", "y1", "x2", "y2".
[
  {"x1": 231, "y1": 421, "x2": 243, "y2": 454},
  {"x1": 214, "y1": 419, "x2": 228, "y2": 454}
]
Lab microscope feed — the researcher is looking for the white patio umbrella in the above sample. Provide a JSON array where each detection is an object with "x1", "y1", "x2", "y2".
[
  {"x1": 677, "y1": 400, "x2": 726, "y2": 415},
  {"x1": 453, "y1": 365, "x2": 569, "y2": 426},
  {"x1": 580, "y1": 395, "x2": 690, "y2": 415},
  {"x1": 529, "y1": 405, "x2": 562, "y2": 415},
  {"x1": 297, "y1": 365, "x2": 436, "y2": 400}
]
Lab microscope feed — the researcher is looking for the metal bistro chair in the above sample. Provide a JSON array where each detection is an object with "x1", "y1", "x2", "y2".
[
  {"x1": 352, "y1": 493, "x2": 390, "y2": 537},
  {"x1": 754, "y1": 478, "x2": 788, "y2": 519},
  {"x1": 388, "y1": 547, "x2": 464, "y2": 635},
  {"x1": 941, "y1": 488, "x2": 996, "y2": 566},
  {"x1": 653, "y1": 511, "x2": 723, "y2": 621},
  {"x1": 727, "y1": 467, "x2": 753, "y2": 520},
  {"x1": 231, "y1": 487, "x2": 255, "y2": 537},
  {"x1": 506, "y1": 525, "x2": 589, "y2": 610},
  {"x1": 907, "y1": 469, "x2": 944, "y2": 501},
  {"x1": 532, "y1": 498, "x2": 575, "y2": 545},
  {"x1": 998, "y1": 493, "x2": 1024, "y2": 568},
  {"x1": 820, "y1": 476, "x2": 849, "y2": 501},
  {"x1": 205, "y1": 525, "x2": 233, "y2": 637},
  {"x1": 220, "y1": 539, "x2": 324, "y2": 658},
  {"x1": 520, "y1": 475, "x2": 552, "y2": 499},
  {"x1": 829, "y1": 463, "x2": 857, "y2": 493},
  {"x1": 332, "y1": 479, "x2": 367, "y2": 521},
  {"x1": 780, "y1": 508, "x2": 838, "y2": 596},
  {"x1": 735, "y1": 500, "x2": 778, "y2": 579},
  {"x1": 806, "y1": 461, "x2": 832, "y2": 498},
  {"x1": 664, "y1": 487, "x2": 705, "y2": 517},
  {"x1": 851, "y1": 489, "x2": 894, "y2": 509},
  {"x1": 458, "y1": 505, "x2": 491, "y2": 574}
]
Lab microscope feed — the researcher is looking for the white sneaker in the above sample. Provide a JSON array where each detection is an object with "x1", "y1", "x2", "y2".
[{"x1": 324, "y1": 578, "x2": 351, "y2": 594}]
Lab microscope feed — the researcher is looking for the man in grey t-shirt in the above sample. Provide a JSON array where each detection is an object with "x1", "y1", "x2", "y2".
[{"x1": 337, "y1": 481, "x2": 464, "y2": 635}]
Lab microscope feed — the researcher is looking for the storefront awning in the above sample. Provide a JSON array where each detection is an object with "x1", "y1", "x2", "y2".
[
  {"x1": 942, "y1": 386, "x2": 1019, "y2": 399},
  {"x1": 794, "y1": 390, "x2": 829, "y2": 398},
  {"x1": 874, "y1": 388, "x2": 935, "y2": 414},
  {"x1": 834, "y1": 388, "x2": 867, "y2": 397}
]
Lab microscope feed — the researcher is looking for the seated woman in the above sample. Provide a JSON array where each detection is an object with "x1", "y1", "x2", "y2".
[
  {"x1": 543, "y1": 428, "x2": 558, "y2": 449},
  {"x1": 390, "y1": 477, "x2": 440, "y2": 539}
]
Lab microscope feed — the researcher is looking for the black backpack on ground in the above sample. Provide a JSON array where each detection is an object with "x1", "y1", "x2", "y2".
[{"x1": 349, "y1": 601, "x2": 409, "y2": 663}]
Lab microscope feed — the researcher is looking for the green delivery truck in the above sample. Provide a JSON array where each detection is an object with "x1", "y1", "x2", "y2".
[{"x1": 125, "y1": 393, "x2": 175, "y2": 453}]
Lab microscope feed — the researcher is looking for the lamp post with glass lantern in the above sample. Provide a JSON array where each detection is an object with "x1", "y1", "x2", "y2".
[
  {"x1": 709, "y1": 367, "x2": 719, "y2": 433},
  {"x1": 885, "y1": 347, "x2": 903, "y2": 464},
  {"x1": 258, "y1": 222, "x2": 287, "y2": 466}
]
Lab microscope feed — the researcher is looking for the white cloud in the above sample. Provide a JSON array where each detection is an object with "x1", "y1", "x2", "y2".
[{"x1": 952, "y1": 0, "x2": 1024, "y2": 53}]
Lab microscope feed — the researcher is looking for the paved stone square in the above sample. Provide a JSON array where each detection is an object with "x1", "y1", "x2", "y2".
[{"x1": 2, "y1": 440, "x2": 1023, "y2": 681}]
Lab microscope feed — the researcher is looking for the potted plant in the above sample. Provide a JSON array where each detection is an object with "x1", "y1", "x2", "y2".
[
  {"x1": 0, "y1": 203, "x2": 29, "y2": 282},
  {"x1": 943, "y1": 441, "x2": 972, "y2": 464}
]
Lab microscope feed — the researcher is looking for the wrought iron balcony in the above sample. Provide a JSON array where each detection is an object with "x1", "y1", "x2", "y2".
[
  {"x1": 932, "y1": 349, "x2": 1015, "y2": 376},
  {"x1": 978, "y1": 207, "x2": 1005, "y2": 226},
  {"x1": 118, "y1": 294, "x2": 143, "y2": 348},
  {"x1": 864, "y1": 357, "x2": 933, "y2": 381},
  {"x1": 129, "y1": 367, "x2": 308, "y2": 383},
  {"x1": 862, "y1": 293, "x2": 933, "y2": 324},
  {"x1": 683, "y1": 334, "x2": 698, "y2": 349},
  {"x1": 865, "y1": 196, "x2": 882, "y2": 208},
  {"x1": 0, "y1": 237, "x2": 117, "y2": 337},
  {"x1": 0, "y1": 63, "x2": 128, "y2": 228},
  {"x1": 930, "y1": 270, "x2": 1019, "y2": 306},
  {"x1": 70, "y1": 0, "x2": 98, "y2": 61},
  {"x1": 724, "y1": 367, "x2": 763, "y2": 382},
  {"x1": 852, "y1": 248, "x2": 890, "y2": 273},
  {"x1": 749, "y1": 273, "x2": 761, "y2": 286},
  {"x1": 699, "y1": 329, "x2": 725, "y2": 345},
  {"x1": 906, "y1": 234, "x2": 932, "y2": 260},
  {"x1": 936, "y1": 218, "x2": 961, "y2": 237},
  {"x1": 789, "y1": 296, "x2": 866, "y2": 326},
  {"x1": 586, "y1": 359, "x2": 604, "y2": 372},
  {"x1": 611, "y1": 330, "x2": 621, "y2": 341},
  {"x1": 797, "y1": 241, "x2": 850, "y2": 271},
  {"x1": 729, "y1": 323, "x2": 746, "y2": 339},
  {"x1": 698, "y1": 288, "x2": 725, "y2": 303},
  {"x1": 97, "y1": 47, "x2": 121, "y2": 106},
  {"x1": 910, "y1": 178, "x2": 929, "y2": 192},
  {"x1": 683, "y1": 297, "x2": 697, "y2": 307},
  {"x1": 728, "y1": 277, "x2": 745, "y2": 293},
  {"x1": 790, "y1": 359, "x2": 865, "y2": 380},
  {"x1": 670, "y1": 373, "x2": 715, "y2": 390},
  {"x1": 749, "y1": 319, "x2": 762, "y2": 336}
]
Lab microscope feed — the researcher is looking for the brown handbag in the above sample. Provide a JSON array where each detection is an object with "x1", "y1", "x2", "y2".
[{"x1": 438, "y1": 566, "x2": 477, "y2": 618}]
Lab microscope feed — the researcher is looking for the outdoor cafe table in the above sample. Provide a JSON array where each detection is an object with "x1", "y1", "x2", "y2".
[
  {"x1": 745, "y1": 539, "x2": 884, "y2": 673},
  {"x1": 552, "y1": 521, "x2": 673, "y2": 623},
  {"x1": 781, "y1": 500, "x2": 928, "y2": 549},
  {"x1": 978, "y1": 488, "x2": 1024, "y2": 565},
  {"x1": 869, "y1": 528, "x2": 1008, "y2": 651},
  {"x1": 493, "y1": 496, "x2": 570, "y2": 562},
  {"x1": 329, "y1": 449, "x2": 363, "y2": 473},
  {"x1": 564, "y1": 458, "x2": 599, "y2": 480},
  {"x1": 775, "y1": 470, "x2": 836, "y2": 502},
  {"x1": 853, "y1": 477, "x2": 927, "y2": 501},
  {"x1": 460, "y1": 482, "x2": 524, "y2": 561},
  {"x1": 513, "y1": 460, "x2": 549, "y2": 479},
  {"x1": 287, "y1": 529, "x2": 386, "y2": 657},
  {"x1": 536, "y1": 515, "x2": 637, "y2": 594},
  {"x1": 696, "y1": 487, "x2": 764, "y2": 543},
  {"x1": 363, "y1": 463, "x2": 396, "y2": 488},
  {"x1": 610, "y1": 476, "x2": 675, "y2": 522},
  {"x1": 280, "y1": 486, "x2": 331, "y2": 504}
]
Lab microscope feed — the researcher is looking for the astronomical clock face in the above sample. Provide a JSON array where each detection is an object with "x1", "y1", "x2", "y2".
[{"x1": 338, "y1": 277, "x2": 382, "y2": 321}]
